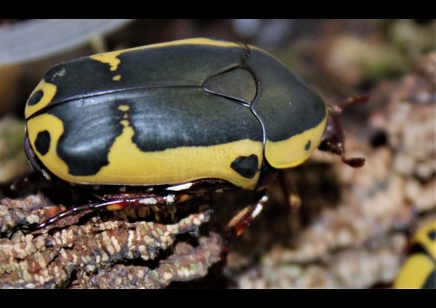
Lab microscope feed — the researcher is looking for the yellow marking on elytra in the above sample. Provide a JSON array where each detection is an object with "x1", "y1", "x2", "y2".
[
  {"x1": 393, "y1": 254, "x2": 434, "y2": 288},
  {"x1": 120, "y1": 120, "x2": 129, "y2": 126},
  {"x1": 92, "y1": 123, "x2": 262, "y2": 189},
  {"x1": 265, "y1": 106, "x2": 328, "y2": 169},
  {"x1": 118, "y1": 105, "x2": 130, "y2": 112},
  {"x1": 90, "y1": 53, "x2": 121, "y2": 71},
  {"x1": 37, "y1": 118, "x2": 263, "y2": 189},
  {"x1": 26, "y1": 113, "x2": 67, "y2": 177},
  {"x1": 113, "y1": 75, "x2": 122, "y2": 81},
  {"x1": 89, "y1": 38, "x2": 239, "y2": 72},
  {"x1": 25, "y1": 80, "x2": 57, "y2": 119}
]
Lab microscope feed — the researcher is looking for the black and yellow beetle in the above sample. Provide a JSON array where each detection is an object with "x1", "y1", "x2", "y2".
[
  {"x1": 394, "y1": 219, "x2": 436, "y2": 289},
  {"x1": 21, "y1": 38, "x2": 365, "y2": 263}
]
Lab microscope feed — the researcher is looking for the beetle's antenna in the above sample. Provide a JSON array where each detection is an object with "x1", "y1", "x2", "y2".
[
  {"x1": 318, "y1": 95, "x2": 369, "y2": 168},
  {"x1": 337, "y1": 94, "x2": 370, "y2": 113}
]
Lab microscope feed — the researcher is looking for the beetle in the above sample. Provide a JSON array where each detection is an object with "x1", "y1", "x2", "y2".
[
  {"x1": 394, "y1": 219, "x2": 436, "y2": 289},
  {"x1": 20, "y1": 38, "x2": 366, "y2": 264}
]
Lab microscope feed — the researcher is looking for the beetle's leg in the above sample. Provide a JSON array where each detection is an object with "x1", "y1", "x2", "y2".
[
  {"x1": 318, "y1": 94, "x2": 369, "y2": 168},
  {"x1": 219, "y1": 190, "x2": 268, "y2": 269},
  {"x1": 277, "y1": 170, "x2": 301, "y2": 211},
  {"x1": 18, "y1": 203, "x2": 95, "y2": 232},
  {"x1": 15, "y1": 193, "x2": 192, "y2": 235}
]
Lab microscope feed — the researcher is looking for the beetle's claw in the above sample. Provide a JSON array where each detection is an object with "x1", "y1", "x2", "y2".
[{"x1": 337, "y1": 141, "x2": 366, "y2": 168}]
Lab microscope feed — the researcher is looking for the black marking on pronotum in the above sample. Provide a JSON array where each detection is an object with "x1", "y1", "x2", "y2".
[
  {"x1": 230, "y1": 154, "x2": 259, "y2": 178},
  {"x1": 28, "y1": 90, "x2": 44, "y2": 106},
  {"x1": 305, "y1": 140, "x2": 311, "y2": 151},
  {"x1": 428, "y1": 230, "x2": 436, "y2": 241},
  {"x1": 35, "y1": 131, "x2": 51, "y2": 156}
]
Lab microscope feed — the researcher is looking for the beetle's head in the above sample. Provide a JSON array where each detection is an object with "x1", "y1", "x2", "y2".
[{"x1": 318, "y1": 95, "x2": 369, "y2": 168}]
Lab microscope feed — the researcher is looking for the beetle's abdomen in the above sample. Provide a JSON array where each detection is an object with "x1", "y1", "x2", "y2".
[{"x1": 26, "y1": 88, "x2": 263, "y2": 189}]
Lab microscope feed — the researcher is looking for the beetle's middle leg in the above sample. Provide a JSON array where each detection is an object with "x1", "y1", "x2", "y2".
[
  {"x1": 219, "y1": 190, "x2": 268, "y2": 269},
  {"x1": 277, "y1": 170, "x2": 301, "y2": 211}
]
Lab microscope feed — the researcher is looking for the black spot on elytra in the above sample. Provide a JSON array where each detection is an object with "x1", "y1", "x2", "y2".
[
  {"x1": 230, "y1": 154, "x2": 258, "y2": 179},
  {"x1": 28, "y1": 90, "x2": 44, "y2": 106},
  {"x1": 428, "y1": 230, "x2": 436, "y2": 241},
  {"x1": 305, "y1": 140, "x2": 311, "y2": 151},
  {"x1": 35, "y1": 131, "x2": 51, "y2": 155}
]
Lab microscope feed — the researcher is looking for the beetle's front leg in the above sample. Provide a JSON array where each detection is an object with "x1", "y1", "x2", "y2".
[{"x1": 219, "y1": 190, "x2": 269, "y2": 269}]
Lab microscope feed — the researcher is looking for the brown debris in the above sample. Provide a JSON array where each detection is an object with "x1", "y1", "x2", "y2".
[
  {"x1": 0, "y1": 193, "x2": 88, "y2": 234},
  {"x1": 0, "y1": 194, "x2": 220, "y2": 289},
  {"x1": 74, "y1": 233, "x2": 221, "y2": 289}
]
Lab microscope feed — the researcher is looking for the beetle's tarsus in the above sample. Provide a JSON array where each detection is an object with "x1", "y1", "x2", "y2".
[
  {"x1": 278, "y1": 171, "x2": 301, "y2": 211},
  {"x1": 341, "y1": 155, "x2": 365, "y2": 168}
]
